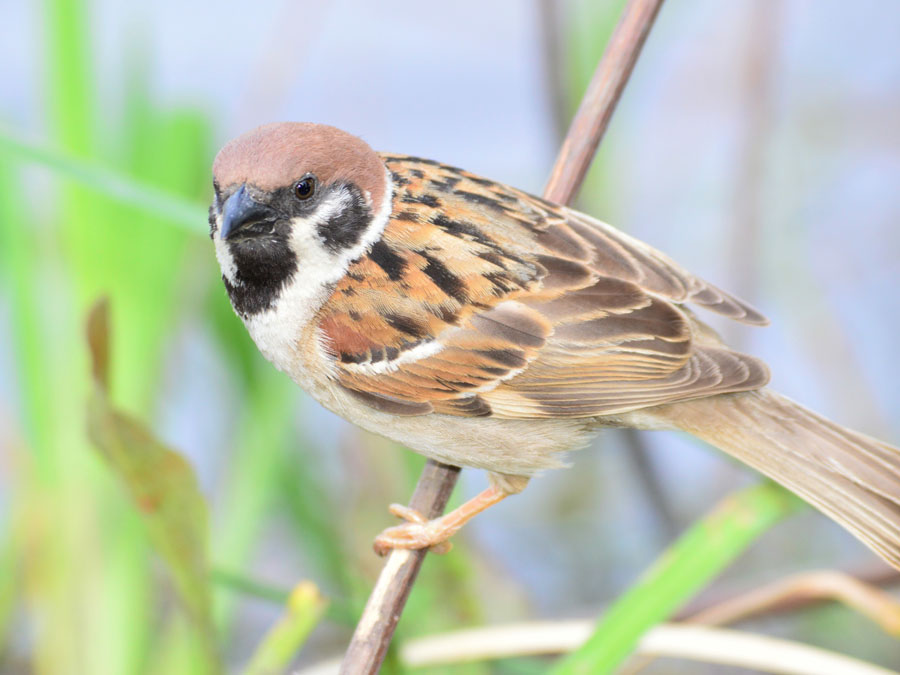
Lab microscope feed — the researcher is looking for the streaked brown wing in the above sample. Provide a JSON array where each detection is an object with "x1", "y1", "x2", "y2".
[{"x1": 315, "y1": 156, "x2": 769, "y2": 418}]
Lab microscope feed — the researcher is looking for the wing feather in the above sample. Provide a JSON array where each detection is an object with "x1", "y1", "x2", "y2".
[{"x1": 316, "y1": 157, "x2": 770, "y2": 419}]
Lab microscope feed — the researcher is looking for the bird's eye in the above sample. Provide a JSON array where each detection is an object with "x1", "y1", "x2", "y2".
[{"x1": 293, "y1": 175, "x2": 316, "y2": 201}]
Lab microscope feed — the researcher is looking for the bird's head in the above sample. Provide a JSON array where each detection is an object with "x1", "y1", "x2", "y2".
[{"x1": 210, "y1": 122, "x2": 391, "y2": 317}]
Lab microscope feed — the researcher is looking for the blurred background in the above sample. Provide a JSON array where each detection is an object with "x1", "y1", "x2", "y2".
[{"x1": 1, "y1": 0, "x2": 899, "y2": 672}]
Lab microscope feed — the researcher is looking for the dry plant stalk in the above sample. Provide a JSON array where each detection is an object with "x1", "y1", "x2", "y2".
[
  {"x1": 339, "y1": 460, "x2": 459, "y2": 671},
  {"x1": 622, "y1": 567, "x2": 900, "y2": 674},
  {"x1": 675, "y1": 564, "x2": 900, "y2": 622},
  {"x1": 397, "y1": 622, "x2": 894, "y2": 675},
  {"x1": 686, "y1": 569, "x2": 900, "y2": 635},
  {"x1": 339, "y1": 0, "x2": 665, "y2": 672}
]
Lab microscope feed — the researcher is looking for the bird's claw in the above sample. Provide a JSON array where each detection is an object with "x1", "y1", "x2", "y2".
[
  {"x1": 387, "y1": 503, "x2": 427, "y2": 524},
  {"x1": 373, "y1": 504, "x2": 454, "y2": 556}
]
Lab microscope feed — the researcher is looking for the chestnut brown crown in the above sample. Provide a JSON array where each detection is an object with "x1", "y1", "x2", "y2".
[{"x1": 212, "y1": 122, "x2": 387, "y2": 211}]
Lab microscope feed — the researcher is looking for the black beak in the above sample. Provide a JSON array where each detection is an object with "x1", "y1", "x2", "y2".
[{"x1": 220, "y1": 184, "x2": 276, "y2": 239}]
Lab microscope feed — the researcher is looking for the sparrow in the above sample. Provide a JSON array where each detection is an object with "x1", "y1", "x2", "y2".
[{"x1": 209, "y1": 122, "x2": 900, "y2": 567}]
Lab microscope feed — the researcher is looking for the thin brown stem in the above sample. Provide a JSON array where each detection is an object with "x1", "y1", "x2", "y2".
[
  {"x1": 340, "y1": 1, "x2": 666, "y2": 671},
  {"x1": 340, "y1": 461, "x2": 459, "y2": 673},
  {"x1": 543, "y1": 0, "x2": 664, "y2": 205},
  {"x1": 685, "y1": 569, "x2": 900, "y2": 634},
  {"x1": 537, "y1": 0, "x2": 678, "y2": 543},
  {"x1": 676, "y1": 563, "x2": 900, "y2": 624}
]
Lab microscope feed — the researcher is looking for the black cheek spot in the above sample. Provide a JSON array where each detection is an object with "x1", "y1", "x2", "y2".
[{"x1": 316, "y1": 184, "x2": 371, "y2": 253}]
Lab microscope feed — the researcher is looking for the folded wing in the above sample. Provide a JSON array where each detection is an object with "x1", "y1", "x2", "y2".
[{"x1": 316, "y1": 157, "x2": 769, "y2": 419}]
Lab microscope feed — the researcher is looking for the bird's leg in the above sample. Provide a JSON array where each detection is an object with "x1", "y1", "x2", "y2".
[{"x1": 373, "y1": 479, "x2": 523, "y2": 556}]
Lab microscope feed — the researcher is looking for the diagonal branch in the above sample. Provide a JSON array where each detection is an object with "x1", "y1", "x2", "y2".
[
  {"x1": 339, "y1": 1, "x2": 665, "y2": 672},
  {"x1": 339, "y1": 460, "x2": 459, "y2": 671},
  {"x1": 543, "y1": 0, "x2": 664, "y2": 204}
]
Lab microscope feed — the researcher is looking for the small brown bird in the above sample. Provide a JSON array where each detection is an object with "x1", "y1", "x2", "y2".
[{"x1": 210, "y1": 122, "x2": 900, "y2": 567}]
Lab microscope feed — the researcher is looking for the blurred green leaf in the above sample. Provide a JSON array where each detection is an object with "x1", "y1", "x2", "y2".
[
  {"x1": 206, "y1": 284, "x2": 266, "y2": 387},
  {"x1": 276, "y1": 445, "x2": 353, "y2": 592},
  {"x1": 85, "y1": 107, "x2": 209, "y2": 412},
  {"x1": 85, "y1": 300, "x2": 218, "y2": 668},
  {"x1": 552, "y1": 482, "x2": 803, "y2": 674},
  {"x1": 564, "y1": 0, "x2": 626, "y2": 112},
  {"x1": 211, "y1": 568, "x2": 292, "y2": 606},
  {"x1": 45, "y1": 0, "x2": 92, "y2": 155},
  {"x1": 0, "y1": 127, "x2": 207, "y2": 233},
  {"x1": 243, "y1": 581, "x2": 328, "y2": 675},
  {"x1": 23, "y1": 0, "x2": 164, "y2": 670}
]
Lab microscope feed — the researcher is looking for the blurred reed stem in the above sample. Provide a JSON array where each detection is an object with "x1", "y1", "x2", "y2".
[{"x1": 0, "y1": 128, "x2": 207, "y2": 233}]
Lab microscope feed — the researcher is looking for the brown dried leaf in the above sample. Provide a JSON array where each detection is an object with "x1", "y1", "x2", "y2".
[
  {"x1": 86, "y1": 297, "x2": 110, "y2": 391},
  {"x1": 85, "y1": 299, "x2": 217, "y2": 664}
]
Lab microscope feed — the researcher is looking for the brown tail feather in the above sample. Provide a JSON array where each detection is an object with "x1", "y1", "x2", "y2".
[{"x1": 644, "y1": 389, "x2": 900, "y2": 569}]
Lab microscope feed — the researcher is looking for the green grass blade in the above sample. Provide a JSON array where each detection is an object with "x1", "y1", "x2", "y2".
[
  {"x1": 242, "y1": 581, "x2": 328, "y2": 675},
  {"x1": 35, "y1": 0, "x2": 157, "y2": 670},
  {"x1": 0, "y1": 127, "x2": 207, "y2": 233},
  {"x1": 552, "y1": 482, "x2": 804, "y2": 674},
  {"x1": 43, "y1": 0, "x2": 92, "y2": 155},
  {"x1": 27, "y1": 1, "x2": 215, "y2": 673}
]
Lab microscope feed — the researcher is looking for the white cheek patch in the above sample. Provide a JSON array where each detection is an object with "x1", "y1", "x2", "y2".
[
  {"x1": 241, "y1": 168, "x2": 395, "y2": 376},
  {"x1": 286, "y1": 187, "x2": 354, "y2": 284},
  {"x1": 287, "y1": 171, "x2": 394, "y2": 288}
]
